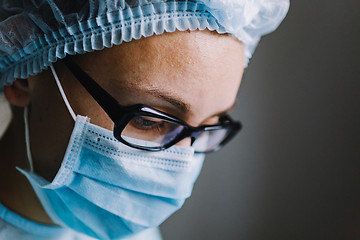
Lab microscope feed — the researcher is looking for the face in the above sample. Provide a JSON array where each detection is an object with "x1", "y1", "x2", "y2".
[{"x1": 27, "y1": 30, "x2": 244, "y2": 180}]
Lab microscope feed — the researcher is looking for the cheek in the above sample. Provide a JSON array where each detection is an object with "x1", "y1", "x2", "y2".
[{"x1": 69, "y1": 93, "x2": 115, "y2": 132}]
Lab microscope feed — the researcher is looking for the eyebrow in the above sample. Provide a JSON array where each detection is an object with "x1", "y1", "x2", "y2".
[
  {"x1": 144, "y1": 89, "x2": 190, "y2": 113},
  {"x1": 144, "y1": 88, "x2": 237, "y2": 117}
]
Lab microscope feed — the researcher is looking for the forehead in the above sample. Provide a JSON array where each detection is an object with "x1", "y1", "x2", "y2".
[{"x1": 72, "y1": 30, "x2": 244, "y2": 123}]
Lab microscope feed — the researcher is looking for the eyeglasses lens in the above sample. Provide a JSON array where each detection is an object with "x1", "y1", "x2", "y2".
[
  {"x1": 121, "y1": 115, "x2": 185, "y2": 148},
  {"x1": 192, "y1": 128, "x2": 230, "y2": 152},
  {"x1": 121, "y1": 115, "x2": 231, "y2": 152}
]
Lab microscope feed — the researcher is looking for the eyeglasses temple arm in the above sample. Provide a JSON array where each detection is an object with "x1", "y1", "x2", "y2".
[{"x1": 63, "y1": 58, "x2": 123, "y2": 122}]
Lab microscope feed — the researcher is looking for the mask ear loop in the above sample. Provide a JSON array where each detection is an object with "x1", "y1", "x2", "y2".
[
  {"x1": 24, "y1": 106, "x2": 34, "y2": 173},
  {"x1": 49, "y1": 64, "x2": 76, "y2": 121},
  {"x1": 24, "y1": 64, "x2": 77, "y2": 173}
]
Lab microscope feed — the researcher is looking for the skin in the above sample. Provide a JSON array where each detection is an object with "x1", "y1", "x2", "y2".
[{"x1": 0, "y1": 29, "x2": 244, "y2": 225}]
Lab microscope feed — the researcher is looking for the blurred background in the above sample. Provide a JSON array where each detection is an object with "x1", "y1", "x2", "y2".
[
  {"x1": 1, "y1": 0, "x2": 359, "y2": 239},
  {"x1": 160, "y1": 1, "x2": 360, "y2": 240}
]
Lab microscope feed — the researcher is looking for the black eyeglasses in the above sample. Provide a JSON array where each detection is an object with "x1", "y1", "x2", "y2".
[{"x1": 63, "y1": 58, "x2": 241, "y2": 153}]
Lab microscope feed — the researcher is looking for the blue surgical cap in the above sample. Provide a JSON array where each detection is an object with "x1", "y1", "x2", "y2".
[{"x1": 0, "y1": 0, "x2": 289, "y2": 91}]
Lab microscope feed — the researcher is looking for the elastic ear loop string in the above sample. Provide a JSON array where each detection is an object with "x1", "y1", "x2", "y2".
[
  {"x1": 24, "y1": 107, "x2": 34, "y2": 173},
  {"x1": 23, "y1": 64, "x2": 76, "y2": 173},
  {"x1": 50, "y1": 64, "x2": 76, "y2": 121}
]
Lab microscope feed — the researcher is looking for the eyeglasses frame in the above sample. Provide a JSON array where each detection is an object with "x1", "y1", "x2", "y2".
[{"x1": 63, "y1": 58, "x2": 242, "y2": 153}]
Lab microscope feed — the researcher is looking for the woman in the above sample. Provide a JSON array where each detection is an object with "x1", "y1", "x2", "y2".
[{"x1": 0, "y1": 0, "x2": 289, "y2": 239}]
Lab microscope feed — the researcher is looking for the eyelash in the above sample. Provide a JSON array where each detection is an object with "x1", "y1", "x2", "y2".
[{"x1": 130, "y1": 116, "x2": 165, "y2": 131}]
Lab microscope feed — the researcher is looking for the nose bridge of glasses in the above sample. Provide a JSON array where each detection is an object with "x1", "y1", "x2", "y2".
[
  {"x1": 176, "y1": 128, "x2": 204, "y2": 147},
  {"x1": 190, "y1": 129, "x2": 203, "y2": 141}
]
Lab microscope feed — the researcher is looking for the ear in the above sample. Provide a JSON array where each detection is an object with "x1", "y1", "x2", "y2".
[{"x1": 4, "y1": 79, "x2": 31, "y2": 107}]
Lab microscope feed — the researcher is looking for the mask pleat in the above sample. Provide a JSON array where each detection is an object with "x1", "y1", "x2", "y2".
[
  {"x1": 73, "y1": 145, "x2": 204, "y2": 199},
  {"x1": 68, "y1": 173, "x2": 185, "y2": 226},
  {"x1": 54, "y1": 187, "x2": 146, "y2": 239},
  {"x1": 18, "y1": 170, "x2": 101, "y2": 239}
]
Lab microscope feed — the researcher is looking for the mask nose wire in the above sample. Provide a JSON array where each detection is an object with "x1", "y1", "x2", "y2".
[{"x1": 50, "y1": 64, "x2": 76, "y2": 121}]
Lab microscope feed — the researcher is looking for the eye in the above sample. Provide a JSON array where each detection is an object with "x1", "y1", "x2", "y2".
[{"x1": 129, "y1": 116, "x2": 165, "y2": 132}]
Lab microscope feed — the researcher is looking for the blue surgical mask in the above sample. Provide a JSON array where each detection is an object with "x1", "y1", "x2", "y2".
[
  {"x1": 19, "y1": 115, "x2": 205, "y2": 240},
  {"x1": 18, "y1": 65, "x2": 205, "y2": 240}
]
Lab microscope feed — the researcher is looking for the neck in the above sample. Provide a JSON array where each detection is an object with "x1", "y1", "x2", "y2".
[{"x1": 0, "y1": 107, "x2": 55, "y2": 225}]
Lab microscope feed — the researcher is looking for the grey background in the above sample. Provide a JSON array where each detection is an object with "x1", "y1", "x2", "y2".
[
  {"x1": 0, "y1": 0, "x2": 359, "y2": 239},
  {"x1": 160, "y1": 1, "x2": 360, "y2": 240}
]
